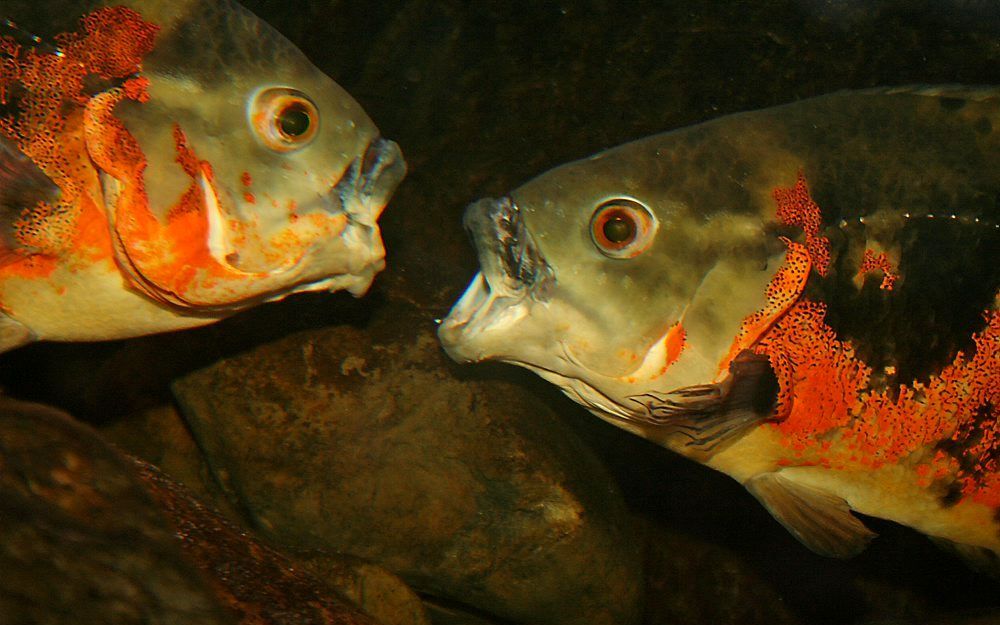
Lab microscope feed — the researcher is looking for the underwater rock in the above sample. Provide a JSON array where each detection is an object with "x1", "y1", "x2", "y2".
[
  {"x1": 102, "y1": 404, "x2": 431, "y2": 625},
  {"x1": 0, "y1": 399, "x2": 226, "y2": 625},
  {"x1": 639, "y1": 519, "x2": 800, "y2": 625},
  {"x1": 0, "y1": 398, "x2": 382, "y2": 625},
  {"x1": 296, "y1": 554, "x2": 432, "y2": 625},
  {"x1": 102, "y1": 404, "x2": 223, "y2": 506},
  {"x1": 171, "y1": 300, "x2": 643, "y2": 625}
]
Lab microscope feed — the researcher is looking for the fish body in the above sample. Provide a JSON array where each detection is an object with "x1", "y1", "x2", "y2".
[
  {"x1": 0, "y1": 0, "x2": 404, "y2": 352},
  {"x1": 440, "y1": 88, "x2": 1000, "y2": 568}
]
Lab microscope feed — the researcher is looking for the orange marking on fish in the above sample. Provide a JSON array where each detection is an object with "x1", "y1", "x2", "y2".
[
  {"x1": 717, "y1": 239, "x2": 811, "y2": 378},
  {"x1": 724, "y1": 176, "x2": 998, "y2": 507},
  {"x1": 750, "y1": 285, "x2": 997, "y2": 505},
  {"x1": 240, "y1": 171, "x2": 253, "y2": 187},
  {"x1": 754, "y1": 301, "x2": 997, "y2": 504},
  {"x1": 773, "y1": 172, "x2": 830, "y2": 276},
  {"x1": 1, "y1": 9, "x2": 334, "y2": 309},
  {"x1": 663, "y1": 322, "x2": 686, "y2": 372},
  {"x1": 755, "y1": 300, "x2": 870, "y2": 442},
  {"x1": 858, "y1": 249, "x2": 898, "y2": 290},
  {"x1": 0, "y1": 9, "x2": 155, "y2": 285},
  {"x1": 243, "y1": 192, "x2": 256, "y2": 204}
]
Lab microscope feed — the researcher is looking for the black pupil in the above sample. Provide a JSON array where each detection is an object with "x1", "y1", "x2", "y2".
[
  {"x1": 602, "y1": 213, "x2": 636, "y2": 244},
  {"x1": 278, "y1": 103, "x2": 311, "y2": 138}
]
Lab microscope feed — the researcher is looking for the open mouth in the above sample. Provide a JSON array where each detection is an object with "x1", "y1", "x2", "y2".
[
  {"x1": 439, "y1": 196, "x2": 553, "y2": 360},
  {"x1": 463, "y1": 196, "x2": 553, "y2": 297}
]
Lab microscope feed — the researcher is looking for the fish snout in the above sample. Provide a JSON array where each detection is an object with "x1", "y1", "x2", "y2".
[{"x1": 337, "y1": 136, "x2": 405, "y2": 226}]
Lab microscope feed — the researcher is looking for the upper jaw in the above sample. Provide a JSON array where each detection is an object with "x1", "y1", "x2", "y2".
[
  {"x1": 439, "y1": 196, "x2": 554, "y2": 361},
  {"x1": 462, "y1": 196, "x2": 553, "y2": 299},
  {"x1": 282, "y1": 136, "x2": 404, "y2": 295},
  {"x1": 332, "y1": 136, "x2": 406, "y2": 227}
]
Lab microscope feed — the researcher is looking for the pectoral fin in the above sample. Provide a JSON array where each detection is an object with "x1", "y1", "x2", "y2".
[
  {"x1": 745, "y1": 472, "x2": 876, "y2": 558},
  {"x1": 625, "y1": 349, "x2": 778, "y2": 455}
]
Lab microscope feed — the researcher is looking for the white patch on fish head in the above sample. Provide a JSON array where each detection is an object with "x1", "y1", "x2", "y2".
[{"x1": 110, "y1": 0, "x2": 405, "y2": 302}]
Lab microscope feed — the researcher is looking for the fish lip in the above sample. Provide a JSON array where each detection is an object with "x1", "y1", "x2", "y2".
[
  {"x1": 329, "y1": 136, "x2": 406, "y2": 227},
  {"x1": 439, "y1": 196, "x2": 554, "y2": 360},
  {"x1": 295, "y1": 136, "x2": 400, "y2": 297},
  {"x1": 438, "y1": 270, "x2": 532, "y2": 362},
  {"x1": 462, "y1": 196, "x2": 554, "y2": 299}
]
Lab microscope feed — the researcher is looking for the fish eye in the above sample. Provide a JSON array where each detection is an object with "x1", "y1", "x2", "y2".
[
  {"x1": 278, "y1": 103, "x2": 312, "y2": 137},
  {"x1": 589, "y1": 199, "x2": 657, "y2": 258},
  {"x1": 250, "y1": 87, "x2": 320, "y2": 152}
]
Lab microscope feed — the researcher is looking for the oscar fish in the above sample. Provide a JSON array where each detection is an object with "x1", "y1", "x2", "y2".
[
  {"x1": 0, "y1": 0, "x2": 405, "y2": 352},
  {"x1": 439, "y1": 87, "x2": 1000, "y2": 572}
]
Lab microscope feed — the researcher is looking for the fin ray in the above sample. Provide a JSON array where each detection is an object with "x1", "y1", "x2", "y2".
[
  {"x1": 624, "y1": 350, "x2": 778, "y2": 456},
  {"x1": 745, "y1": 472, "x2": 876, "y2": 558}
]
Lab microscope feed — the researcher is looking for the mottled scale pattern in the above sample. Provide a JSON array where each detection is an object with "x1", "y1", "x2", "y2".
[
  {"x1": 772, "y1": 172, "x2": 831, "y2": 277},
  {"x1": 0, "y1": 7, "x2": 157, "y2": 273},
  {"x1": 857, "y1": 249, "x2": 898, "y2": 290},
  {"x1": 742, "y1": 174, "x2": 999, "y2": 510}
]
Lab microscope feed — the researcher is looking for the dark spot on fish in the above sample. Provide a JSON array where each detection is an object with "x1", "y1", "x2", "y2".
[
  {"x1": 938, "y1": 481, "x2": 964, "y2": 508},
  {"x1": 938, "y1": 97, "x2": 966, "y2": 111},
  {"x1": 934, "y1": 404, "x2": 997, "y2": 502},
  {"x1": 974, "y1": 116, "x2": 992, "y2": 135},
  {"x1": 749, "y1": 357, "x2": 780, "y2": 417},
  {"x1": 820, "y1": 210, "x2": 999, "y2": 388}
]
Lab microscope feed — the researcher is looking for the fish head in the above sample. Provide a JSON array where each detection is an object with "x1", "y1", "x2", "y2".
[
  {"x1": 440, "y1": 135, "x2": 782, "y2": 443},
  {"x1": 108, "y1": 0, "x2": 405, "y2": 304}
]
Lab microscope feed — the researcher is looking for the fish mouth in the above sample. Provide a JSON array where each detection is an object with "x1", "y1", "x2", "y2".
[
  {"x1": 439, "y1": 196, "x2": 554, "y2": 361},
  {"x1": 330, "y1": 136, "x2": 406, "y2": 228},
  {"x1": 294, "y1": 136, "x2": 404, "y2": 297},
  {"x1": 202, "y1": 136, "x2": 404, "y2": 301}
]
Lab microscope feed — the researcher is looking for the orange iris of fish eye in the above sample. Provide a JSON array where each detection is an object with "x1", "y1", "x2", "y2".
[
  {"x1": 589, "y1": 199, "x2": 656, "y2": 258},
  {"x1": 251, "y1": 87, "x2": 319, "y2": 152}
]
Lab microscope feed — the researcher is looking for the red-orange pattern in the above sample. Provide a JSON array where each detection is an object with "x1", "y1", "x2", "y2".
[
  {"x1": 717, "y1": 238, "x2": 811, "y2": 378},
  {"x1": 733, "y1": 174, "x2": 1000, "y2": 509},
  {"x1": 858, "y1": 249, "x2": 898, "y2": 290},
  {"x1": 755, "y1": 296, "x2": 998, "y2": 506},
  {"x1": 83, "y1": 84, "x2": 226, "y2": 304},
  {"x1": 772, "y1": 171, "x2": 831, "y2": 276},
  {"x1": 0, "y1": 8, "x2": 158, "y2": 273}
]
